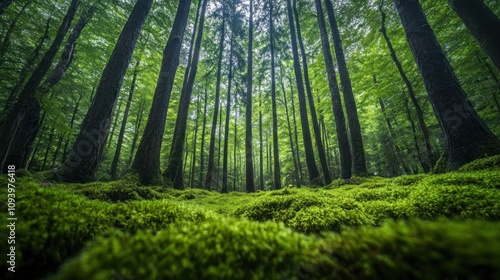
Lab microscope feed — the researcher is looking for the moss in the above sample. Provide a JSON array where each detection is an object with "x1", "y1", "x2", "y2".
[
  {"x1": 458, "y1": 155, "x2": 500, "y2": 172},
  {"x1": 309, "y1": 220, "x2": 500, "y2": 279},
  {"x1": 15, "y1": 168, "x2": 32, "y2": 177},
  {"x1": 52, "y1": 219, "x2": 314, "y2": 280}
]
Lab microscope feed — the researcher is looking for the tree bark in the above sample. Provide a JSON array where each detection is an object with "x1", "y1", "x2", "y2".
[
  {"x1": 379, "y1": 2, "x2": 436, "y2": 171},
  {"x1": 258, "y1": 80, "x2": 264, "y2": 190},
  {"x1": 285, "y1": 0, "x2": 321, "y2": 184},
  {"x1": 0, "y1": 0, "x2": 79, "y2": 172},
  {"x1": 394, "y1": 0, "x2": 500, "y2": 170},
  {"x1": 313, "y1": 0, "x2": 352, "y2": 179},
  {"x1": 163, "y1": 0, "x2": 208, "y2": 188},
  {"x1": 205, "y1": 9, "x2": 226, "y2": 191},
  {"x1": 245, "y1": 0, "x2": 255, "y2": 192},
  {"x1": 221, "y1": 33, "x2": 234, "y2": 194},
  {"x1": 126, "y1": 96, "x2": 145, "y2": 169},
  {"x1": 198, "y1": 87, "x2": 208, "y2": 188},
  {"x1": 293, "y1": 0, "x2": 331, "y2": 184},
  {"x1": 131, "y1": 0, "x2": 192, "y2": 185},
  {"x1": 448, "y1": 0, "x2": 500, "y2": 72},
  {"x1": 325, "y1": 0, "x2": 367, "y2": 175},
  {"x1": 55, "y1": 0, "x2": 152, "y2": 182}
]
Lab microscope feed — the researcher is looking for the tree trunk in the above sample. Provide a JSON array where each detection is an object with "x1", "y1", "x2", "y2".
[
  {"x1": 403, "y1": 93, "x2": 427, "y2": 172},
  {"x1": 55, "y1": 0, "x2": 152, "y2": 182},
  {"x1": 131, "y1": 0, "x2": 191, "y2": 185},
  {"x1": 126, "y1": 96, "x2": 145, "y2": 169},
  {"x1": 245, "y1": 0, "x2": 255, "y2": 192},
  {"x1": 110, "y1": 59, "x2": 139, "y2": 180},
  {"x1": 41, "y1": 126, "x2": 55, "y2": 171},
  {"x1": 107, "y1": 97, "x2": 123, "y2": 148},
  {"x1": 6, "y1": 2, "x2": 99, "y2": 172},
  {"x1": 325, "y1": 0, "x2": 367, "y2": 175},
  {"x1": 198, "y1": 87, "x2": 208, "y2": 188},
  {"x1": 221, "y1": 33, "x2": 234, "y2": 194},
  {"x1": 0, "y1": 0, "x2": 79, "y2": 172},
  {"x1": 313, "y1": 0, "x2": 352, "y2": 179},
  {"x1": 448, "y1": 0, "x2": 500, "y2": 72},
  {"x1": 379, "y1": 3, "x2": 436, "y2": 171},
  {"x1": 394, "y1": 0, "x2": 500, "y2": 170},
  {"x1": 205, "y1": 10, "x2": 226, "y2": 191},
  {"x1": 258, "y1": 81, "x2": 264, "y2": 190},
  {"x1": 190, "y1": 97, "x2": 200, "y2": 189},
  {"x1": 163, "y1": 0, "x2": 208, "y2": 188},
  {"x1": 293, "y1": 0, "x2": 331, "y2": 184},
  {"x1": 288, "y1": 75, "x2": 303, "y2": 186},
  {"x1": 62, "y1": 94, "x2": 83, "y2": 163},
  {"x1": 233, "y1": 107, "x2": 238, "y2": 191},
  {"x1": 268, "y1": 0, "x2": 281, "y2": 190},
  {"x1": 285, "y1": 0, "x2": 321, "y2": 184}
]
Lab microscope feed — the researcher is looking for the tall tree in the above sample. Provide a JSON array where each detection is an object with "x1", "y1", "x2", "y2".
[
  {"x1": 313, "y1": 0, "x2": 352, "y2": 179},
  {"x1": 163, "y1": 0, "x2": 208, "y2": 188},
  {"x1": 54, "y1": 0, "x2": 153, "y2": 182},
  {"x1": 379, "y1": 1, "x2": 435, "y2": 172},
  {"x1": 268, "y1": 0, "x2": 281, "y2": 189},
  {"x1": 221, "y1": 30, "x2": 234, "y2": 194},
  {"x1": 293, "y1": 0, "x2": 331, "y2": 184},
  {"x1": 4, "y1": 0, "x2": 100, "y2": 170},
  {"x1": 0, "y1": 1, "x2": 30, "y2": 59},
  {"x1": 448, "y1": 0, "x2": 500, "y2": 72},
  {"x1": 198, "y1": 87, "x2": 208, "y2": 188},
  {"x1": 245, "y1": 0, "x2": 255, "y2": 192},
  {"x1": 205, "y1": 6, "x2": 226, "y2": 191},
  {"x1": 285, "y1": 0, "x2": 321, "y2": 184},
  {"x1": 324, "y1": 0, "x2": 367, "y2": 175},
  {"x1": 0, "y1": 0, "x2": 80, "y2": 172},
  {"x1": 131, "y1": 0, "x2": 192, "y2": 185},
  {"x1": 393, "y1": 0, "x2": 500, "y2": 170}
]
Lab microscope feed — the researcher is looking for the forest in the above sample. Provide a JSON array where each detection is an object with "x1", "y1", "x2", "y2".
[{"x1": 0, "y1": 0, "x2": 500, "y2": 278}]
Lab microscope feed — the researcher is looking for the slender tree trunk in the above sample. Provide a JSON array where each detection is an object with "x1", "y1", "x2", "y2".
[
  {"x1": 131, "y1": 0, "x2": 191, "y2": 185},
  {"x1": 0, "y1": 1, "x2": 29, "y2": 59},
  {"x1": 394, "y1": 0, "x2": 500, "y2": 170},
  {"x1": 107, "y1": 98, "x2": 123, "y2": 148},
  {"x1": 325, "y1": 0, "x2": 367, "y2": 175},
  {"x1": 293, "y1": 0, "x2": 331, "y2": 184},
  {"x1": 110, "y1": 59, "x2": 139, "y2": 180},
  {"x1": 198, "y1": 87, "x2": 208, "y2": 188},
  {"x1": 280, "y1": 67, "x2": 300, "y2": 187},
  {"x1": 28, "y1": 124, "x2": 45, "y2": 171},
  {"x1": 41, "y1": 126, "x2": 55, "y2": 171},
  {"x1": 379, "y1": 3, "x2": 436, "y2": 170},
  {"x1": 268, "y1": 0, "x2": 281, "y2": 189},
  {"x1": 190, "y1": 97, "x2": 200, "y2": 189},
  {"x1": 475, "y1": 53, "x2": 500, "y2": 116},
  {"x1": 245, "y1": 0, "x2": 255, "y2": 192},
  {"x1": 258, "y1": 82, "x2": 264, "y2": 190},
  {"x1": 163, "y1": 0, "x2": 208, "y2": 189},
  {"x1": 0, "y1": 0, "x2": 79, "y2": 172},
  {"x1": 403, "y1": 93, "x2": 427, "y2": 172},
  {"x1": 55, "y1": 0, "x2": 153, "y2": 182},
  {"x1": 379, "y1": 98, "x2": 411, "y2": 174},
  {"x1": 126, "y1": 96, "x2": 145, "y2": 169},
  {"x1": 289, "y1": 76, "x2": 303, "y2": 186},
  {"x1": 285, "y1": 0, "x2": 321, "y2": 184},
  {"x1": 221, "y1": 34, "x2": 234, "y2": 194},
  {"x1": 62, "y1": 94, "x2": 83, "y2": 162},
  {"x1": 205, "y1": 10, "x2": 226, "y2": 191},
  {"x1": 313, "y1": 0, "x2": 352, "y2": 179},
  {"x1": 448, "y1": 0, "x2": 500, "y2": 72},
  {"x1": 233, "y1": 107, "x2": 238, "y2": 191}
]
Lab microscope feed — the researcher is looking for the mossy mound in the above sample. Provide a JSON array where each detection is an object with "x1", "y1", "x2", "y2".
[
  {"x1": 52, "y1": 219, "x2": 313, "y2": 280},
  {"x1": 458, "y1": 155, "x2": 500, "y2": 172},
  {"x1": 50, "y1": 219, "x2": 500, "y2": 280},
  {"x1": 309, "y1": 220, "x2": 500, "y2": 279}
]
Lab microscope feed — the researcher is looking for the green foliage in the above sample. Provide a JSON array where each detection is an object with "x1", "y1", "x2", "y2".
[{"x1": 458, "y1": 155, "x2": 500, "y2": 172}]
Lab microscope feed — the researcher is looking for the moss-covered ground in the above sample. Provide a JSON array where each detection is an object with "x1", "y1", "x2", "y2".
[{"x1": 1, "y1": 156, "x2": 500, "y2": 279}]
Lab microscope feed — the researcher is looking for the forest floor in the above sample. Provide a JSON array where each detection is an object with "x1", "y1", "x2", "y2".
[{"x1": 1, "y1": 156, "x2": 500, "y2": 279}]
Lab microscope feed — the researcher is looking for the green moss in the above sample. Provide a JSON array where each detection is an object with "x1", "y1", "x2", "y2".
[
  {"x1": 52, "y1": 219, "x2": 314, "y2": 280},
  {"x1": 309, "y1": 220, "x2": 500, "y2": 279},
  {"x1": 458, "y1": 155, "x2": 500, "y2": 172}
]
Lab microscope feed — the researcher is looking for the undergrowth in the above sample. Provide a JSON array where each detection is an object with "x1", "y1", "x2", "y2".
[{"x1": 0, "y1": 156, "x2": 498, "y2": 279}]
